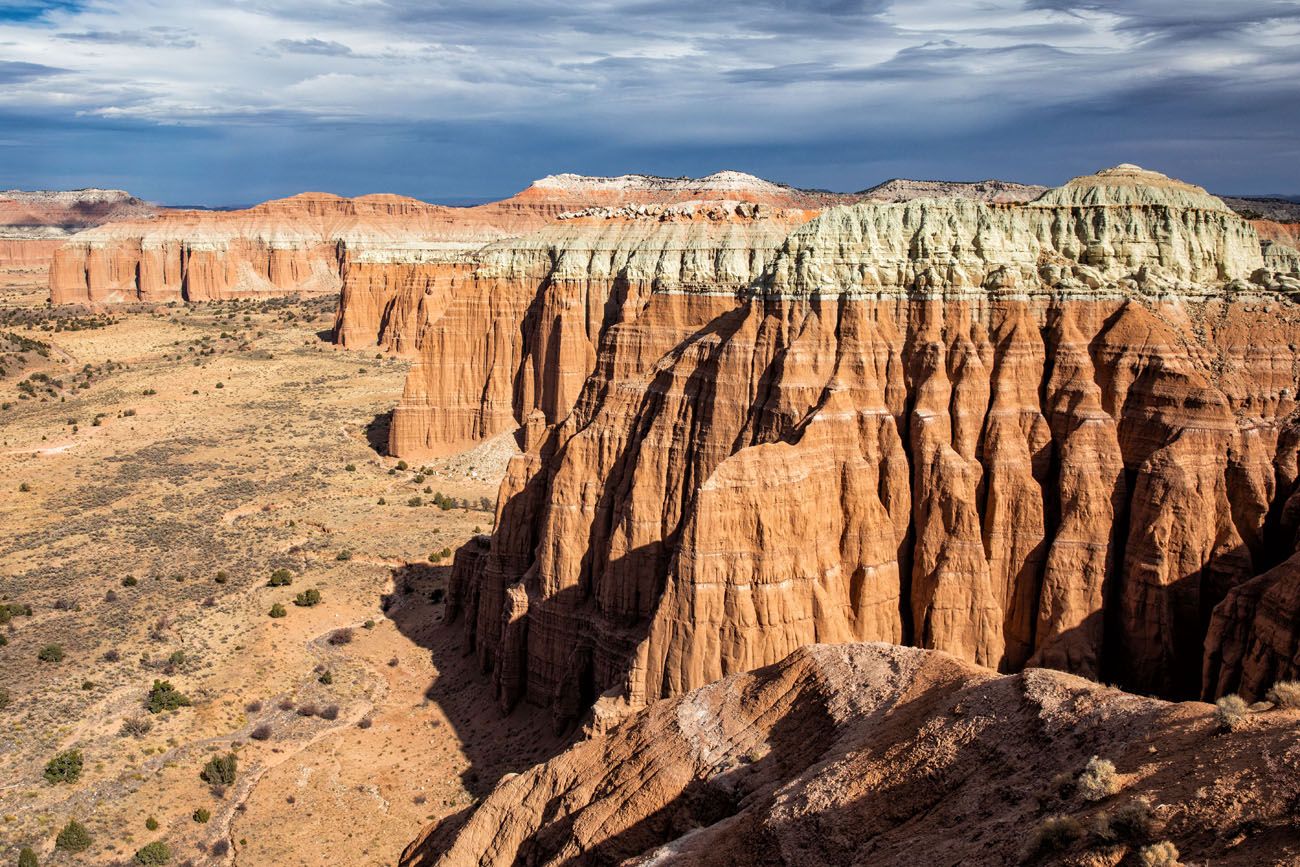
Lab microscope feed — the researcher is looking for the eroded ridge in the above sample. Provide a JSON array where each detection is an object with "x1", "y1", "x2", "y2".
[{"x1": 440, "y1": 167, "x2": 1300, "y2": 729}]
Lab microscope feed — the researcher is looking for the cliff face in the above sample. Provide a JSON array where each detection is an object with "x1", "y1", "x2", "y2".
[
  {"x1": 439, "y1": 166, "x2": 1300, "y2": 730},
  {"x1": 48, "y1": 193, "x2": 511, "y2": 304},
  {"x1": 404, "y1": 643, "x2": 1300, "y2": 867},
  {"x1": 0, "y1": 189, "x2": 159, "y2": 291},
  {"x1": 384, "y1": 205, "x2": 815, "y2": 457},
  {"x1": 331, "y1": 171, "x2": 848, "y2": 350}
]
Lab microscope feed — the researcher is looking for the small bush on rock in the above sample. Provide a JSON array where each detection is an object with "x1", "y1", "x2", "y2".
[
  {"x1": 1077, "y1": 755, "x2": 1120, "y2": 801},
  {"x1": 1267, "y1": 680, "x2": 1300, "y2": 709},
  {"x1": 1028, "y1": 815, "x2": 1083, "y2": 854},
  {"x1": 1216, "y1": 694, "x2": 1247, "y2": 732},
  {"x1": 1137, "y1": 841, "x2": 1181, "y2": 867}
]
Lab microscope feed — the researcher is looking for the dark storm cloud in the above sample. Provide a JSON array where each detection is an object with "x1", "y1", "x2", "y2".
[{"x1": 0, "y1": 0, "x2": 1296, "y2": 202}]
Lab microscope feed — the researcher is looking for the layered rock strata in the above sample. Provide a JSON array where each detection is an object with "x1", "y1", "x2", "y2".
[
  {"x1": 0, "y1": 189, "x2": 158, "y2": 290},
  {"x1": 384, "y1": 205, "x2": 815, "y2": 456},
  {"x1": 441, "y1": 166, "x2": 1300, "y2": 729},
  {"x1": 404, "y1": 643, "x2": 1300, "y2": 866},
  {"x1": 48, "y1": 193, "x2": 512, "y2": 305},
  {"x1": 332, "y1": 171, "x2": 853, "y2": 350}
]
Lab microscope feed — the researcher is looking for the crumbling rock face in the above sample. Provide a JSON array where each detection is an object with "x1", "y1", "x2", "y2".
[
  {"x1": 384, "y1": 211, "x2": 811, "y2": 457},
  {"x1": 404, "y1": 643, "x2": 1300, "y2": 867},
  {"x1": 442, "y1": 167, "x2": 1300, "y2": 728}
]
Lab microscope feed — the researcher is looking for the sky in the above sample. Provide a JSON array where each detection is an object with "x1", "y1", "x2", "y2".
[{"x1": 0, "y1": 0, "x2": 1298, "y2": 205}]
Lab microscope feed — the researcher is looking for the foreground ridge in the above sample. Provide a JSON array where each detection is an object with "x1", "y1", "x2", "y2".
[{"x1": 404, "y1": 643, "x2": 1300, "y2": 866}]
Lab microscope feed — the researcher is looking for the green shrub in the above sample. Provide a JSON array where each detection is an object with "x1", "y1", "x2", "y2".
[
  {"x1": 18, "y1": 847, "x2": 37, "y2": 867},
  {"x1": 166, "y1": 650, "x2": 186, "y2": 667},
  {"x1": 294, "y1": 588, "x2": 321, "y2": 607},
  {"x1": 133, "y1": 841, "x2": 171, "y2": 864},
  {"x1": 267, "y1": 569, "x2": 293, "y2": 587},
  {"x1": 363, "y1": 619, "x2": 375, "y2": 630},
  {"x1": 145, "y1": 680, "x2": 191, "y2": 714},
  {"x1": 336, "y1": 550, "x2": 352, "y2": 561},
  {"x1": 18, "y1": 482, "x2": 31, "y2": 493},
  {"x1": 1267, "y1": 680, "x2": 1300, "y2": 709},
  {"x1": 318, "y1": 670, "x2": 333, "y2": 685},
  {"x1": 55, "y1": 818, "x2": 92, "y2": 852},
  {"x1": 0, "y1": 686, "x2": 8, "y2": 709},
  {"x1": 123, "y1": 576, "x2": 138, "y2": 587},
  {"x1": 44, "y1": 749, "x2": 84, "y2": 784},
  {"x1": 215, "y1": 571, "x2": 229, "y2": 584},
  {"x1": 145, "y1": 816, "x2": 159, "y2": 831},
  {"x1": 200, "y1": 753, "x2": 237, "y2": 786},
  {"x1": 192, "y1": 808, "x2": 210, "y2": 823},
  {"x1": 1216, "y1": 694, "x2": 1247, "y2": 731},
  {"x1": 1028, "y1": 815, "x2": 1083, "y2": 854},
  {"x1": 269, "y1": 602, "x2": 287, "y2": 618},
  {"x1": 407, "y1": 496, "x2": 423, "y2": 507},
  {"x1": 396, "y1": 460, "x2": 408, "y2": 471},
  {"x1": 1077, "y1": 755, "x2": 1120, "y2": 801},
  {"x1": 38, "y1": 644, "x2": 65, "y2": 663},
  {"x1": 344, "y1": 463, "x2": 356, "y2": 472}
]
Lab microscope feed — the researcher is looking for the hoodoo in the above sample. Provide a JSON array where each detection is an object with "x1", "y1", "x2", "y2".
[{"x1": 430, "y1": 166, "x2": 1300, "y2": 731}]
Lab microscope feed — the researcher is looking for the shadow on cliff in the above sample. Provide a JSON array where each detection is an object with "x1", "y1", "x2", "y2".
[
  {"x1": 365, "y1": 410, "x2": 393, "y2": 456},
  {"x1": 383, "y1": 561, "x2": 574, "y2": 801}
]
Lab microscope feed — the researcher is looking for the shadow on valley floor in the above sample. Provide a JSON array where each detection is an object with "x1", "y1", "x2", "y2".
[
  {"x1": 365, "y1": 409, "x2": 393, "y2": 456},
  {"x1": 384, "y1": 562, "x2": 573, "y2": 801}
]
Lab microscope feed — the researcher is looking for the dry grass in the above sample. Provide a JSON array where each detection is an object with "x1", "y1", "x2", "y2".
[{"x1": 0, "y1": 293, "x2": 516, "y2": 864}]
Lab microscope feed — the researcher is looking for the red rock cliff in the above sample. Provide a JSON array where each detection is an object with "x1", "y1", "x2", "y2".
[{"x1": 441, "y1": 166, "x2": 1300, "y2": 729}]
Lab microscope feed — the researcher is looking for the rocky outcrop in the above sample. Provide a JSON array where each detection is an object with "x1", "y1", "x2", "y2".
[
  {"x1": 0, "y1": 189, "x2": 159, "y2": 291},
  {"x1": 438, "y1": 166, "x2": 1300, "y2": 729},
  {"x1": 860, "y1": 176, "x2": 1047, "y2": 203},
  {"x1": 47, "y1": 193, "x2": 515, "y2": 305},
  {"x1": 404, "y1": 642, "x2": 1300, "y2": 866}
]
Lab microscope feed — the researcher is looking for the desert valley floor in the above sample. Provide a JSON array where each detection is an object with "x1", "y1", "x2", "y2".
[{"x1": 0, "y1": 280, "x2": 562, "y2": 865}]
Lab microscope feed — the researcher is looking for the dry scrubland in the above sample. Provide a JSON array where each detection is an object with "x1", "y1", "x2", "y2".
[{"x1": 0, "y1": 283, "x2": 559, "y2": 865}]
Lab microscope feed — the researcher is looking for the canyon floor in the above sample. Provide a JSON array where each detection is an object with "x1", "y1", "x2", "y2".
[{"x1": 0, "y1": 282, "x2": 561, "y2": 865}]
